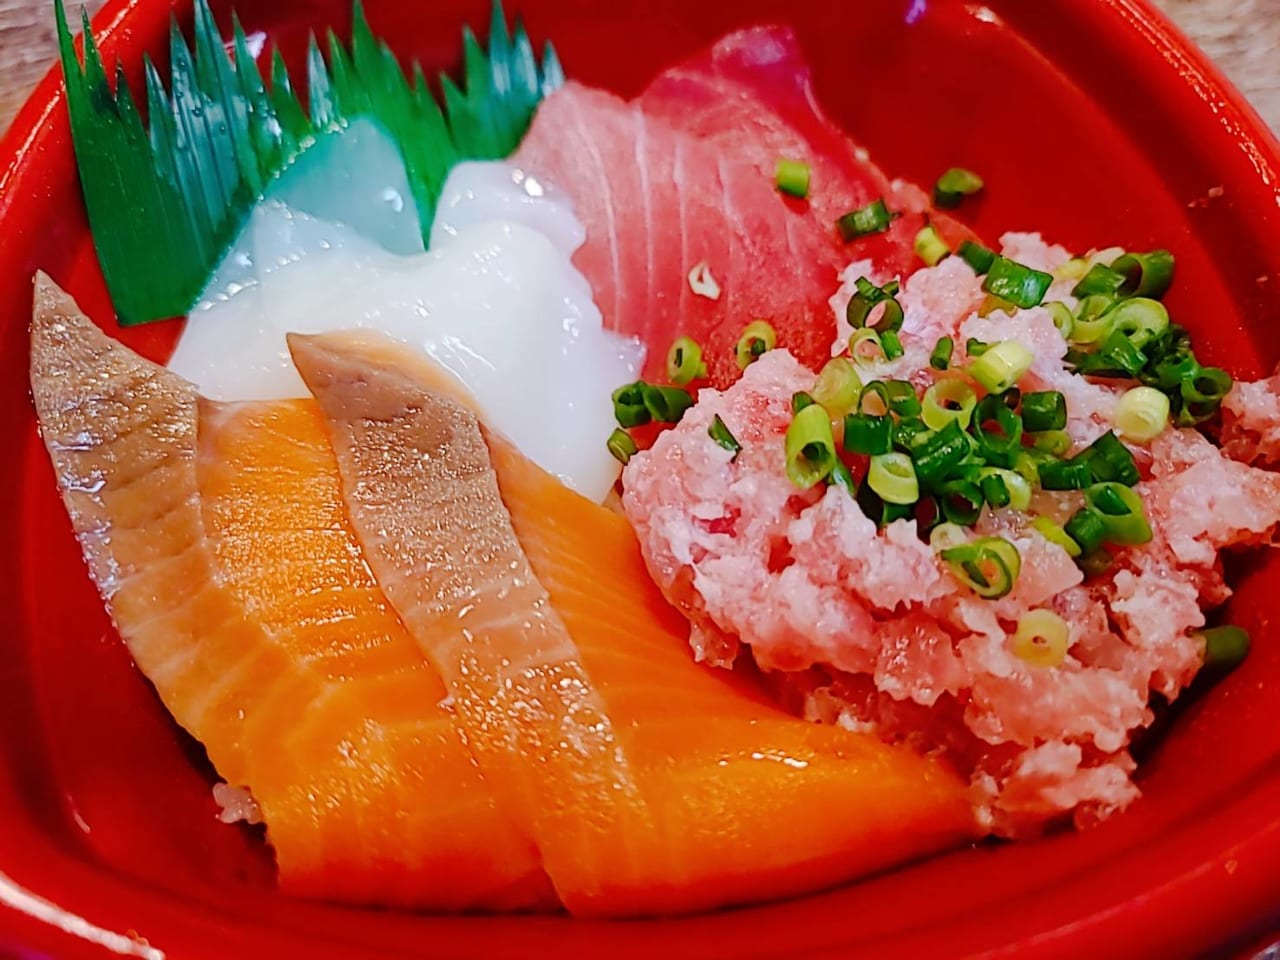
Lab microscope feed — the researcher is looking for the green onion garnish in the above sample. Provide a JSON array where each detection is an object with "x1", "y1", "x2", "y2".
[
  {"x1": 915, "y1": 225, "x2": 951, "y2": 266},
  {"x1": 1084, "y1": 482, "x2": 1152, "y2": 545},
  {"x1": 735, "y1": 320, "x2": 777, "y2": 371},
  {"x1": 940, "y1": 536, "x2": 1021, "y2": 599},
  {"x1": 1039, "y1": 459, "x2": 1093, "y2": 491},
  {"x1": 893, "y1": 417, "x2": 930, "y2": 451},
  {"x1": 1045, "y1": 301, "x2": 1074, "y2": 339},
  {"x1": 829, "y1": 460, "x2": 857, "y2": 495},
  {"x1": 979, "y1": 473, "x2": 1010, "y2": 508},
  {"x1": 1012, "y1": 609, "x2": 1070, "y2": 668},
  {"x1": 982, "y1": 256, "x2": 1054, "y2": 309},
  {"x1": 837, "y1": 198, "x2": 896, "y2": 241},
  {"x1": 612, "y1": 382, "x2": 651, "y2": 427},
  {"x1": 885, "y1": 380, "x2": 922, "y2": 417},
  {"x1": 1064, "y1": 508, "x2": 1107, "y2": 555},
  {"x1": 1021, "y1": 390, "x2": 1067, "y2": 432},
  {"x1": 966, "y1": 338, "x2": 991, "y2": 357},
  {"x1": 666, "y1": 336, "x2": 706, "y2": 386},
  {"x1": 922, "y1": 380, "x2": 978, "y2": 431},
  {"x1": 607, "y1": 428, "x2": 637, "y2": 465},
  {"x1": 1177, "y1": 366, "x2": 1233, "y2": 426},
  {"x1": 849, "y1": 328, "x2": 887, "y2": 366},
  {"x1": 1071, "y1": 263, "x2": 1127, "y2": 299},
  {"x1": 972, "y1": 395, "x2": 1024, "y2": 467},
  {"x1": 930, "y1": 336, "x2": 954, "y2": 371},
  {"x1": 912, "y1": 420, "x2": 970, "y2": 487},
  {"x1": 1115, "y1": 385, "x2": 1170, "y2": 443},
  {"x1": 958, "y1": 240, "x2": 997, "y2": 276},
  {"x1": 1029, "y1": 430, "x2": 1072, "y2": 456},
  {"x1": 1199, "y1": 625, "x2": 1250, "y2": 671},
  {"x1": 968, "y1": 340, "x2": 1034, "y2": 394},
  {"x1": 813, "y1": 357, "x2": 862, "y2": 417},
  {"x1": 708, "y1": 414, "x2": 741, "y2": 460},
  {"x1": 1078, "y1": 430, "x2": 1140, "y2": 486},
  {"x1": 868, "y1": 452, "x2": 919, "y2": 505},
  {"x1": 881, "y1": 330, "x2": 905, "y2": 361},
  {"x1": 983, "y1": 467, "x2": 1032, "y2": 511},
  {"x1": 776, "y1": 157, "x2": 811, "y2": 198},
  {"x1": 937, "y1": 479, "x2": 984, "y2": 526},
  {"x1": 1108, "y1": 297, "x2": 1170, "y2": 350},
  {"x1": 643, "y1": 385, "x2": 694, "y2": 423},
  {"x1": 857, "y1": 485, "x2": 914, "y2": 527},
  {"x1": 846, "y1": 276, "x2": 905, "y2": 333},
  {"x1": 792, "y1": 391, "x2": 816, "y2": 413},
  {"x1": 1070, "y1": 296, "x2": 1117, "y2": 345},
  {"x1": 785, "y1": 404, "x2": 839, "y2": 489},
  {"x1": 843, "y1": 413, "x2": 894, "y2": 455},
  {"x1": 1111, "y1": 249, "x2": 1175, "y2": 299},
  {"x1": 933, "y1": 167, "x2": 985, "y2": 209},
  {"x1": 1032, "y1": 515, "x2": 1083, "y2": 558},
  {"x1": 1071, "y1": 330, "x2": 1148, "y2": 378},
  {"x1": 859, "y1": 380, "x2": 892, "y2": 416}
]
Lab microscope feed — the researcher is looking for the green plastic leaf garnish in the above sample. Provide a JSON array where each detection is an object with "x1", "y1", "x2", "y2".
[{"x1": 57, "y1": 0, "x2": 563, "y2": 325}]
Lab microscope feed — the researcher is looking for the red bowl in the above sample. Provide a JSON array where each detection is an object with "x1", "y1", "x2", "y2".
[{"x1": 3, "y1": 0, "x2": 1280, "y2": 956}]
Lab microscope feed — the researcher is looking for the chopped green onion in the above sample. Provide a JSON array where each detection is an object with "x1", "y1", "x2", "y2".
[
  {"x1": 859, "y1": 380, "x2": 892, "y2": 417},
  {"x1": 1110, "y1": 249, "x2": 1175, "y2": 299},
  {"x1": 1012, "y1": 450, "x2": 1046, "y2": 487},
  {"x1": 1070, "y1": 295, "x2": 1117, "y2": 344},
  {"x1": 1070, "y1": 331, "x2": 1147, "y2": 379},
  {"x1": 1012, "y1": 609, "x2": 1070, "y2": 668},
  {"x1": 846, "y1": 276, "x2": 905, "y2": 333},
  {"x1": 868, "y1": 452, "x2": 919, "y2": 505},
  {"x1": 893, "y1": 417, "x2": 930, "y2": 451},
  {"x1": 607, "y1": 428, "x2": 638, "y2": 465},
  {"x1": 966, "y1": 338, "x2": 990, "y2": 357},
  {"x1": 666, "y1": 336, "x2": 706, "y2": 386},
  {"x1": 1032, "y1": 515, "x2": 1083, "y2": 558},
  {"x1": 978, "y1": 294, "x2": 1017, "y2": 318},
  {"x1": 708, "y1": 414, "x2": 741, "y2": 460},
  {"x1": 792, "y1": 391, "x2": 816, "y2": 413},
  {"x1": 612, "y1": 382, "x2": 651, "y2": 427},
  {"x1": 881, "y1": 330, "x2": 905, "y2": 360},
  {"x1": 1028, "y1": 430, "x2": 1072, "y2": 456},
  {"x1": 940, "y1": 536, "x2": 1021, "y2": 598},
  {"x1": 857, "y1": 485, "x2": 914, "y2": 527},
  {"x1": 1107, "y1": 297, "x2": 1170, "y2": 350},
  {"x1": 1055, "y1": 257, "x2": 1091, "y2": 282},
  {"x1": 913, "y1": 420, "x2": 971, "y2": 487},
  {"x1": 1064, "y1": 508, "x2": 1107, "y2": 555},
  {"x1": 1115, "y1": 385, "x2": 1170, "y2": 443},
  {"x1": 915, "y1": 225, "x2": 951, "y2": 265},
  {"x1": 885, "y1": 380, "x2": 922, "y2": 417},
  {"x1": 930, "y1": 522, "x2": 970, "y2": 552},
  {"x1": 930, "y1": 336, "x2": 954, "y2": 371},
  {"x1": 983, "y1": 256, "x2": 1054, "y2": 309},
  {"x1": 844, "y1": 413, "x2": 894, "y2": 455},
  {"x1": 936, "y1": 479, "x2": 984, "y2": 526},
  {"x1": 736, "y1": 320, "x2": 777, "y2": 370},
  {"x1": 837, "y1": 198, "x2": 896, "y2": 241},
  {"x1": 776, "y1": 157, "x2": 811, "y2": 198},
  {"x1": 1199, "y1": 625, "x2": 1250, "y2": 671},
  {"x1": 980, "y1": 473, "x2": 1010, "y2": 508},
  {"x1": 1078, "y1": 430, "x2": 1141, "y2": 485},
  {"x1": 922, "y1": 380, "x2": 978, "y2": 431},
  {"x1": 785, "y1": 404, "x2": 839, "y2": 489},
  {"x1": 849, "y1": 328, "x2": 887, "y2": 366},
  {"x1": 1039, "y1": 459, "x2": 1094, "y2": 491},
  {"x1": 1045, "y1": 301, "x2": 1075, "y2": 340},
  {"x1": 958, "y1": 240, "x2": 997, "y2": 276},
  {"x1": 814, "y1": 357, "x2": 862, "y2": 416},
  {"x1": 829, "y1": 460, "x2": 857, "y2": 495},
  {"x1": 1071, "y1": 263, "x2": 1126, "y2": 299},
  {"x1": 643, "y1": 384, "x2": 694, "y2": 423},
  {"x1": 968, "y1": 340, "x2": 1035, "y2": 394},
  {"x1": 972, "y1": 394, "x2": 1024, "y2": 465},
  {"x1": 1021, "y1": 390, "x2": 1067, "y2": 432},
  {"x1": 983, "y1": 468, "x2": 1032, "y2": 511},
  {"x1": 1083, "y1": 482, "x2": 1152, "y2": 545},
  {"x1": 933, "y1": 167, "x2": 985, "y2": 209},
  {"x1": 1180, "y1": 365, "x2": 1233, "y2": 408}
]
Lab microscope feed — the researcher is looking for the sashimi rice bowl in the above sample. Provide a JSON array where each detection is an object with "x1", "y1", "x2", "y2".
[{"x1": 14, "y1": 0, "x2": 1280, "y2": 929}]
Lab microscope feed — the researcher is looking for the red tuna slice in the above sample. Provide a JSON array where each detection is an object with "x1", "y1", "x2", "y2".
[
  {"x1": 639, "y1": 26, "x2": 975, "y2": 270},
  {"x1": 513, "y1": 82, "x2": 839, "y2": 387}
]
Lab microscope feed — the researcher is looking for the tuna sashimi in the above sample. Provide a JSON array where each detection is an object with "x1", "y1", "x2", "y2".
[
  {"x1": 28, "y1": 275, "x2": 550, "y2": 909},
  {"x1": 292, "y1": 330, "x2": 977, "y2": 915},
  {"x1": 514, "y1": 82, "x2": 839, "y2": 387},
  {"x1": 639, "y1": 26, "x2": 971, "y2": 269}
]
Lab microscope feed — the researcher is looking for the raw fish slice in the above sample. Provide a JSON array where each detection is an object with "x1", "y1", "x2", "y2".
[
  {"x1": 489, "y1": 437, "x2": 980, "y2": 913},
  {"x1": 514, "y1": 83, "x2": 837, "y2": 386},
  {"x1": 29, "y1": 275, "x2": 548, "y2": 910},
  {"x1": 199, "y1": 399, "x2": 551, "y2": 909},
  {"x1": 287, "y1": 332, "x2": 660, "y2": 914},
  {"x1": 640, "y1": 27, "x2": 975, "y2": 269}
]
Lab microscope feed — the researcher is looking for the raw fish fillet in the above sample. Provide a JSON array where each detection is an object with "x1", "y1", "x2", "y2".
[
  {"x1": 29, "y1": 275, "x2": 549, "y2": 910},
  {"x1": 291, "y1": 330, "x2": 978, "y2": 916}
]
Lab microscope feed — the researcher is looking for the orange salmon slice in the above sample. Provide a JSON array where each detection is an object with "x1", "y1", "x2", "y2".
[
  {"x1": 30, "y1": 276, "x2": 549, "y2": 910},
  {"x1": 291, "y1": 330, "x2": 979, "y2": 916}
]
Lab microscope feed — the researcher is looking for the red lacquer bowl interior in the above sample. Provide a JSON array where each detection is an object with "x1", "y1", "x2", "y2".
[{"x1": 2, "y1": 0, "x2": 1280, "y2": 956}]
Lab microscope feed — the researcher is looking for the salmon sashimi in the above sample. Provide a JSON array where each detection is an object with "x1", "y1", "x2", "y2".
[
  {"x1": 30, "y1": 275, "x2": 549, "y2": 910},
  {"x1": 513, "y1": 82, "x2": 839, "y2": 387},
  {"x1": 639, "y1": 26, "x2": 973, "y2": 269},
  {"x1": 291, "y1": 330, "x2": 978, "y2": 916},
  {"x1": 198, "y1": 399, "x2": 551, "y2": 909},
  {"x1": 287, "y1": 332, "x2": 659, "y2": 914}
]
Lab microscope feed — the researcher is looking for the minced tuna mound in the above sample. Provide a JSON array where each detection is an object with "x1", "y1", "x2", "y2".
[{"x1": 622, "y1": 233, "x2": 1280, "y2": 836}]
